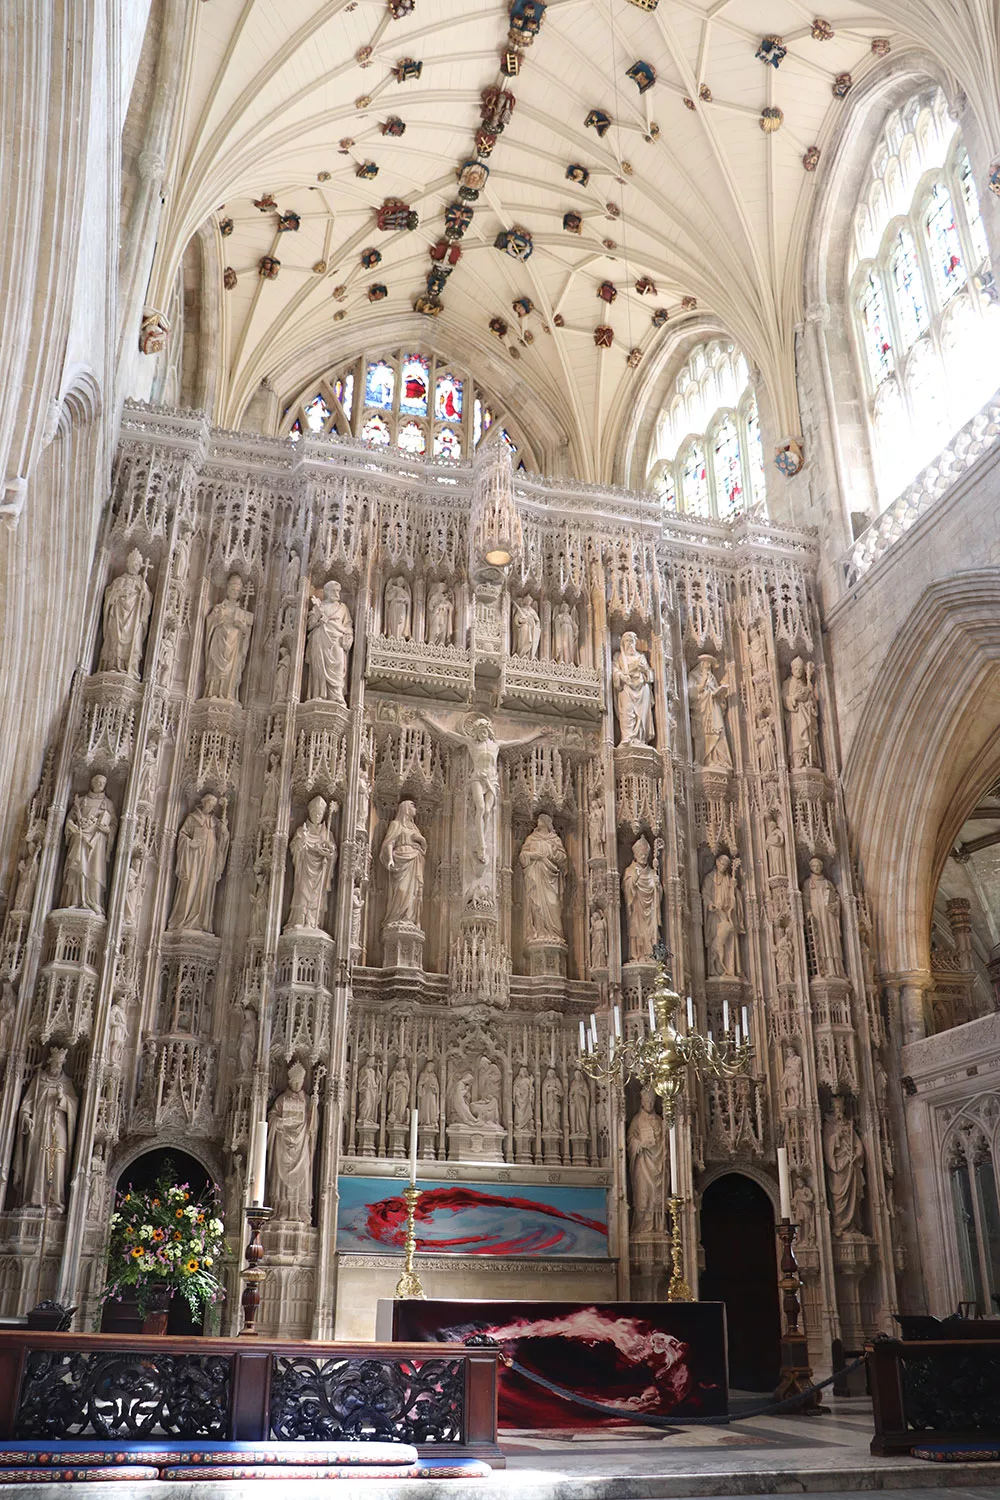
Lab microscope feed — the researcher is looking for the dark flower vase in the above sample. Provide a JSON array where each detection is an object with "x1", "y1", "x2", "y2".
[{"x1": 141, "y1": 1283, "x2": 172, "y2": 1336}]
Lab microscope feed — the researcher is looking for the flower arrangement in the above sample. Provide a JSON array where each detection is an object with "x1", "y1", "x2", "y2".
[{"x1": 103, "y1": 1171, "x2": 226, "y2": 1318}]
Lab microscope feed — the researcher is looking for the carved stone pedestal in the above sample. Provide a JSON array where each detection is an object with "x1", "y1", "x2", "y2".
[
  {"x1": 831, "y1": 1231, "x2": 873, "y2": 1349},
  {"x1": 272, "y1": 930, "x2": 334, "y2": 1063},
  {"x1": 382, "y1": 921, "x2": 425, "y2": 970},
  {"x1": 356, "y1": 1123, "x2": 378, "y2": 1157},
  {"x1": 524, "y1": 937, "x2": 567, "y2": 978},
  {"x1": 621, "y1": 960, "x2": 659, "y2": 1007},
  {"x1": 513, "y1": 1130, "x2": 534, "y2": 1163},
  {"x1": 35, "y1": 909, "x2": 107, "y2": 1044},
  {"x1": 418, "y1": 1123, "x2": 438, "y2": 1160},
  {"x1": 569, "y1": 1133, "x2": 589, "y2": 1164},
  {"x1": 541, "y1": 1130, "x2": 562, "y2": 1165},
  {"x1": 629, "y1": 1230, "x2": 669, "y2": 1301},
  {"x1": 387, "y1": 1122, "x2": 408, "y2": 1158},
  {"x1": 447, "y1": 1121, "x2": 505, "y2": 1162}
]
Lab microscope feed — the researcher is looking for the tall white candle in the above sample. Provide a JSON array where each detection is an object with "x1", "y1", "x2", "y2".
[
  {"x1": 613, "y1": 1005, "x2": 622, "y2": 1038},
  {"x1": 777, "y1": 1146, "x2": 792, "y2": 1221},
  {"x1": 579, "y1": 1019, "x2": 586, "y2": 1053},
  {"x1": 722, "y1": 999, "x2": 730, "y2": 1034},
  {"x1": 590, "y1": 1011, "x2": 598, "y2": 1039},
  {"x1": 742, "y1": 1005, "x2": 750, "y2": 1039},
  {"x1": 408, "y1": 1108, "x2": 419, "y2": 1185},
  {"x1": 669, "y1": 1126, "x2": 679, "y2": 1192},
  {"x1": 687, "y1": 995, "x2": 694, "y2": 1029},
  {"x1": 648, "y1": 996, "x2": 656, "y2": 1031},
  {"x1": 250, "y1": 1119, "x2": 267, "y2": 1206}
]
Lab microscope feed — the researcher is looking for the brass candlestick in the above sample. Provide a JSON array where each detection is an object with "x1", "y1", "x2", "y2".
[
  {"x1": 667, "y1": 1195, "x2": 692, "y2": 1301},
  {"x1": 774, "y1": 1218, "x2": 827, "y2": 1412},
  {"x1": 394, "y1": 1185, "x2": 425, "y2": 1299},
  {"x1": 239, "y1": 1205, "x2": 272, "y2": 1336}
]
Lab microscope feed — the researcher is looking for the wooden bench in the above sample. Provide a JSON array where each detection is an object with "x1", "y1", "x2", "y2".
[{"x1": 869, "y1": 1336, "x2": 1000, "y2": 1455}]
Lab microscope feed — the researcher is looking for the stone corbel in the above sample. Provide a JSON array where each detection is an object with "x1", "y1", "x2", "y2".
[{"x1": 0, "y1": 477, "x2": 27, "y2": 531}]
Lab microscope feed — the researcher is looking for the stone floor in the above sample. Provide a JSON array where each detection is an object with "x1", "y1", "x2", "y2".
[{"x1": 5, "y1": 1404, "x2": 1000, "y2": 1498}]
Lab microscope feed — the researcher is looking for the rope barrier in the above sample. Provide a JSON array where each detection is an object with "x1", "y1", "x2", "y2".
[{"x1": 505, "y1": 1355, "x2": 867, "y2": 1427}]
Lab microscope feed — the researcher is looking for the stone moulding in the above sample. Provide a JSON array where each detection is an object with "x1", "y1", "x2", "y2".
[{"x1": 365, "y1": 634, "x2": 474, "y2": 700}]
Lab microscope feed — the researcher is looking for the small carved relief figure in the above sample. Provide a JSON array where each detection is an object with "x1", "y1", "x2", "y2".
[
  {"x1": 569, "y1": 1068, "x2": 590, "y2": 1138},
  {"x1": 167, "y1": 794, "x2": 230, "y2": 934},
  {"x1": 267, "y1": 1061, "x2": 316, "y2": 1223},
  {"x1": 773, "y1": 921, "x2": 795, "y2": 985},
  {"x1": 792, "y1": 1176, "x2": 816, "y2": 1244},
  {"x1": 237, "y1": 1005, "x2": 257, "y2": 1077},
  {"x1": 122, "y1": 850, "x2": 143, "y2": 926},
  {"x1": 612, "y1": 632, "x2": 654, "y2": 745},
  {"x1": 357, "y1": 1057, "x2": 380, "y2": 1126},
  {"x1": 98, "y1": 549, "x2": 152, "y2": 676},
  {"x1": 748, "y1": 619, "x2": 769, "y2": 678},
  {"x1": 0, "y1": 982, "x2": 14, "y2": 1058},
  {"x1": 12, "y1": 821, "x2": 44, "y2": 916},
  {"x1": 286, "y1": 797, "x2": 338, "y2": 932},
  {"x1": 203, "y1": 574, "x2": 253, "y2": 701},
  {"x1": 380, "y1": 800, "x2": 426, "y2": 928},
  {"x1": 823, "y1": 1093, "x2": 865, "y2": 1236},
  {"x1": 61, "y1": 774, "x2": 117, "y2": 913},
  {"x1": 476, "y1": 1056, "x2": 502, "y2": 1124},
  {"x1": 688, "y1": 654, "x2": 731, "y2": 769},
  {"x1": 416, "y1": 1060, "x2": 441, "y2": 1125},
  {"x1": 755, "y1": 702, "x2": 779, "y2": 772},
  {"x1": 427, "y1": 581, "x2": 454, "y2": 646},
  {"x1": 541, "y1": 1066, "x2": 563, "y2": 1133},
  {"x1": 306, "y1": 580, "x2": 354, "y2": 703},
  {"x1": 779, "y1": 1047, "x2": 804, "y2": 1111},
  {"x1": 387, "y1": 1059, "x2": 410, "y2": 1125},
  {"x1": 782, "y1": 657, "x2": 820, "y2": 769},
  {"x1": 590, "y1": 905, "x2": 609, "y2": 970},
  {"x1": 384, "y1": 576, "x2": 412, "y2": 640},
  {"x1": 588, "y1": 790, "x2": 606, "y2": 860},
  {"x1": 108, "y1": 1000, "x2": 128, "y2": 1070},
  {"x1": 249, "y1": 862, "x2": 268, "y2": 939},
  {"x1": 627, "y1": 1087, "x2": 664, "y2": 1234},
  {"x1": 802, "y1": 856, "x2": 845, "y2": 978},
  {"x1": 701, "y1": 853, "x2": 744, "y2": 978},
  {"x1": 622, "y1": 835, "x2": 661, "y2": 962},
  {"x1": 447, "y1": 1071, "x2": 482, "y2": 1127},
  {"x1": 513, "y1": 1065, "x2": 535, "y2": 1132},
  {"x1": 519, "y1": 814, "x2": 567, "y2": 943},
  {"x1": 273, "y1": 643, "x2": 292, "y2": 700},
  {"x1": 13, "y1": 1047, "x2": 78, "y2": 1211},
  {"x1": 261, "y1": 752, "x2": 282, "y2": 824},
  {"x1": 553, "y1": 600, "x2": 579, "y2": 665},
  {"x1": 765, "y1": 816, "x2": 786, "y2": 879},
  {"x1": 512, "y1": 596, "x2": 541, "y2": 658}
]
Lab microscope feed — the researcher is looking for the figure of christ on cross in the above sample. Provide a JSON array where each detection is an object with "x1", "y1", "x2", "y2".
[{"x1": 418, "y1": 712, "x2": 546, "y2": 870}]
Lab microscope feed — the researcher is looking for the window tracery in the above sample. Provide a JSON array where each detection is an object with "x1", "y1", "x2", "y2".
[
  {"x1": 646, "y1": 341, "x2": 767, "y2": 520},
  {"x1": 848, "y1": 87, "x2": 998, "y2": 505},
  {"x1": 946, "y1": 1108, "x2": 1000, "y2": 1312},
  {"x1": 283, "y1": 350, "x2": 530, "y2": 466}
]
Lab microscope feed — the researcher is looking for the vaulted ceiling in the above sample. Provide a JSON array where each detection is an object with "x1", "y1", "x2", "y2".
[{"x1": 148, "y1": 0, "x2": 998, "y2": 481}]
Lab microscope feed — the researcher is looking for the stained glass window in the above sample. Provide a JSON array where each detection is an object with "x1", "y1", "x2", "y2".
[
  {"x1": 361, "y1": 413, "x2": 391, "y2": 446},
  {"x1": 474, "y1": 398, "x2": 493, "y2": 446},
  {"x1": 924, "y1": 183, "x2": 966, "y2": 303},
  {"x1": 434, "y1": 428, "x2": 462, "y2": 460},
  {"x1": 398, "y1": 420, "x2": 427, "y2": 455},
  {"x1": 745, "y1": 396, "x2": 766, "y2": 507},
  {"x1": 889, "y1": 229, "x2": 929, "y2": 350},
  {"x1": 858, "y1": 270, "x2": 894, "y2": 386},
  {"x1": 364, "y1": 360, "x2": 395, "y2": 411},
  {"x1": 681, "y1": 441, "x2": 710, "y2": 515},
  {"x1": 435, "y1": 373, "x2": 463, "y2": 422},
  {"x1": 956, "y1": 150, "x2": 990, "y2": 264},
  {"x1": 400, "y1": 355, "x2": 429, "y2": 417},
  {"x1": 290, "y1": 417, "x2": 302, "y2": 444},
  {"x1": 335, "y1": 373, "x2": 355, "y2": 421},
  {"x1": 303, "y1": 394, "x2": 330, "y2": 433},
  {"x1": 656, "y1": 467, "x2": 677, "y2": 511},
  {"x1": 713, "y1": 417, "x2": 743, "y2": 518}
]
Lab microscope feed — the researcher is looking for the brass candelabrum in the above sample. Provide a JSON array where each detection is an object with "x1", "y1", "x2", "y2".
[
  {"x1": 239, "y1": 1205, "x2": 272, "y2": 1336},
  {"x1": 775, "y1": 1218, "x2": 827, "y2": 1413},
  {"x1": 667, "y1": 1195, "x2": 693, "y2": 1302},
  {"x1": 577, "y1": 962, "x2": 754, "y2": 1124},
  {"x1": 394, "y1": 1185, "x2": 425, "y2": 1299}
]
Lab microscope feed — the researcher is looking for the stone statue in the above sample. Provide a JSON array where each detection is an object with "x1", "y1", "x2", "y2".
[
  {"x1": 702, "y1": 853, "x2": 744, "y2": 978},
  {"x1": 273, "y1": 643, "x2": 291, "y2": 700},
  {"x1": 823, "y1": 1094, "x2": 865, "y2": 1236},
  {"x1": 427, "y1": 581, "x2": 454, "y2": 646},
  {"x1": 13, "y1": 1047, "x2": 78, "y2": 1211},
  {"x1": 747, "y1": 619, "x2": 769, "y2": 678},
  {"x1": 755, "y1": 703, "x2": 778, "y2": 772},
  {"x1": 423, "y1": 712, "x2": 543, "y2": 872},
  {"x1": 98, "y1": 549, "x2": 152, "y2": 676},
  {"x1": 167, "y1": 794, "x2": 230, "y2": 933},
  {"x1": 122, "y1": 851, "x2": 143, "y2": 926},
  {"x1": 512, "y1": 596, "x2": 541, "y2": 658},
  {"x1": 782, "y1": 657, "x2": 820, "y2": 769},
  {"x1": 803, "y1": 857, "x2": 845, "y2": 978},
  {"x1": 306, "y1": 580, "x2": 354, "y2": 703},
  {"x1": 237, "y1": 1005, "x2": 257, "y2": 1076},
  {"x1": 416, "y1": 1060, "x2": 441, "y2": 1125},
  {"x1": 588, "y1": 790, "x2": 606, "y2": 860},
  {"x1": 267, "y1": 1061, "x2": 316, "y2": 1223},
  {"x1": 688, "y1": 654, "x2": 731, "y2": 769},
  {"x1": 380, "y1": 800, "x2": 426, "y2": 928},
  {"x1": 108, "y1": 1000, "x2": 128, "y2": 1069},
  {"x1": 627, "y1": 1087, "x2": 664, "y2": 1234},
  {"x1": 541, "y1": 1067, "x2": 563, "y2": 1133},
  {"x1": 384, "y1": 576, "x2": 412, "y2": 640},
  {"x1": 286, "y1": 796, "x2": 338, "y2": 931},
  {"x1": 792, "y1": 1177, "x2": 816, "y2": 1245},
  {"x1": 774, "y1": 921, "x2": 795, "y2": 985},
  {"x1": 779, "y1": 1048, "x2": 804, "y2": 1111},
  {"x1": 357, "y1": 1057, "x2": 380, "y2": 1126},
  {"x1": 476, "y1": 1056, "x2": 502, "y2": 1124},
  {"x1": 203, "y1": 574, "x2": 253, "y2": 700},
  {"x1": 447, "y1": 1071, "x2": 482, "y2": 1127},
  {"x1": 519, "y1": 814, "x2": 567, "y2": 943},
  {"x1": 387, "y1": 1059, "x2": 410, "y2": 1125},
  {"x1": 765, "y1": 817, "x2": 786, "y2": 879},
  {"x1": 553, "y1": 601, "x2": 579, "y2": 665},
  {"x1": 569, "y1": 1068, "x2": 590, "y2": 1138},
  {"x1": 249, "y1": 862, "x2": 268, "y2": 939},
  {"x1": 513, "y1": 1065, "x2": 535, "y2": 1132},
  {"x1": 622, "y1": 835, "x2": 661, "y2": 962},
  {"x1": 590, "y1": 905, "x2": 609, "y2": 970},
  {"x1": 61, "y1": 775, "x2": 117, "y2": 914},
  {"x1": 612, "y1": 632, "x2": 655, "y2": 746},
  {"x1": 261, "y1": 752, "x2": 282, "y2": 824}
]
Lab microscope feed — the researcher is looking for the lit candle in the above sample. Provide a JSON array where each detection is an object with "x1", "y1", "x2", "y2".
[
  {"x1": 250, "y1": 1119, "x2": 267, "y2": 1206},
  {"x1": 579, "y1": 1020, "x2": 586, "y2": 1053},
  {"x1": 742, "y1": 1005, "x2": 749, "y2": 1039},
  {"x1": 648, "y1": 996, "x2": 656, "y2": 1031},
  {"x1": 669, "y1": 1126, "x2": 679, "y2": 1192},
  {"x1": 613, "y1": 1005, "x2": 622, "y2": 1038},
  {"x1": 777, "y1": 1146, "x2": 792, "y2": 1221},
  {"x1": 722, "y1": 999, "x2": 730, "y2": 1034},
  {"x1": 408, "y1": 1107, "x2": 419, "y2": 1186},
  {"x1": 590, "y1": 1011, "x2": 598, "y2": 1039},
  {"x1": 687, "y1": 995, "x2": 694, "y2": 1029}
]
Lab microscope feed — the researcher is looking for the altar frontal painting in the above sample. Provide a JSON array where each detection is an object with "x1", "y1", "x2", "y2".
[
  {"x1": 392, "y1": 1299, "x2": 728, "y2": 1427},
  {"x1": 336, "y1": 1177, "x2": 608, "y2": 1257}
]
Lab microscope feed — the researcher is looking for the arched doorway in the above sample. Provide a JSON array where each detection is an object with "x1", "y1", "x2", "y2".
[
  {"x1": 699, "y1": 1173, "x2": 781, "y2": 1391},
  {"x1": 101, "y1": 1148, "x2": 211, "y2": 1336}
]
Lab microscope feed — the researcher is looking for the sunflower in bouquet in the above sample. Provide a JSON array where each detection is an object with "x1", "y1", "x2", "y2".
[{"x1": 103, "y1": 1169, "x2": 227, "y2": 1317}]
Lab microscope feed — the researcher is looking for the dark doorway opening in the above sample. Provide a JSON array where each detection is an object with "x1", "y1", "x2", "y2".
[
  {"x1": 100, "y1": 1148, "x2": 211, "y2": 1336},
  {"x1": 699, "y1": 1172, "x2": 781, "y2": 1391}
]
